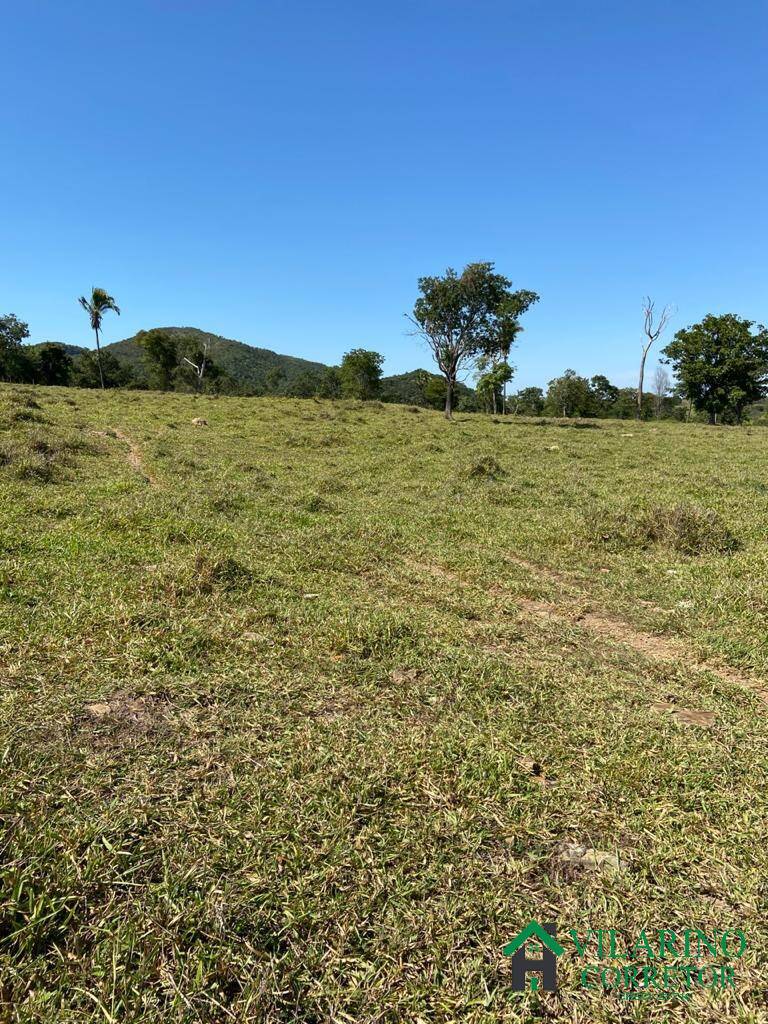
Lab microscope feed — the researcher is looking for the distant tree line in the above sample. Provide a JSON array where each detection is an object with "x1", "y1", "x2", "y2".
[
  {"x1": 3, "y1": 272, "x2": 768, "y2": 424},
  {"x1": 504, "y1": 371, "x2": 677, "y2": 420}
]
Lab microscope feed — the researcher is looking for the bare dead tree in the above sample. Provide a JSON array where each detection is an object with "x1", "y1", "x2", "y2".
[
  {"x1": 182, "y1": 338, "x2": 210, "y2": 393},
  {"x1": 652, "y1": 363, "x2": 670, "y2": 418},
  {"x1": 638, "y1": 298, "x2": 674, "y2": 419}
]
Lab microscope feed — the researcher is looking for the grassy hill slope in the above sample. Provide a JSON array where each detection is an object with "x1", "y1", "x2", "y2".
[{"x1": 1, "y1": 386, "x2": 765, "y2": 1021}]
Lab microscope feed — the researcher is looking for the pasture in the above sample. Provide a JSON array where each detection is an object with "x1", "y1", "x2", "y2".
[{"x1": 0, "y1": 385, "x2": 766, "y2": 1022}]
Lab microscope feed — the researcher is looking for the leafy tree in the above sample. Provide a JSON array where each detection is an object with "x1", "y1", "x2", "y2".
[
  {"x1": 73, "y1": 350, "x2": 132, "y2": 389},
  {"x1": 78, "y1": 287, "x2": 120, "y2": 390},
  {"x1": 480, "y1": 293, "x2": 537, "y2": 413},
  {"x1": 286, "y1": 370, "x2": 325, "y2": 398},
  {"x1": 33, "y1": 343, "x2": 73, "y2": 386},
  {"x1": 589, "y1": 374, "x2": 619, "y2": 413},
  {"x1": 476, "y1": 358, "x2": 514, "y2": 414},
  {"x1": 510, "y1": 386, "x2": 545, "y2": 416},
  {"x1": 315, "y1": 366, "x2": 342, "y2": 399},
  {"x1": 264, "y1": 366, "x2": 286, "y2": 394},
  {"x1": 0, "y1": 314, "x2": 32, "y2": 381},
  {"x1": 408, "y1": 262, "x2": 538, "y2": 419},
  {"x1": 544, "y1": 369, "x2": 594, "y2": 417},
  {"x1": 612, "y1": 387, "x2": 653, "y2": 419},
  {"x1": 137, "y1": 329, "x2": 179, "y2": 391},
  {"x1": 339, "y1": 348, "x2": 383, "y2": 400},
  {"x1": 422, "y1": 373, "x2": 456, "y2": 410},
  {"x1": 662, "y1": 314, "x2": 768, "y2": 424}
]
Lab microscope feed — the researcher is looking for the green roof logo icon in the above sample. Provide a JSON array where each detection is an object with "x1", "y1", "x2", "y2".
[{"x1": 504, "y1": 921, "x2": 563, "y2": 991}]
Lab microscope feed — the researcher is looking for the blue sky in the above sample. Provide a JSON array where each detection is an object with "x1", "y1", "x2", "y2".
[{"x1": 2, "y1": 0, "x2": 767, "y2": 389}]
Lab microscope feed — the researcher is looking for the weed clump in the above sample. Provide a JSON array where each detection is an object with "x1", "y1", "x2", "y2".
[
  {"x1": 593, "y1": 503, "x2": 739, "y2": 555},
  {"x1": 302, "y1": 493, "x2": 334, "y2": 513},
  {"x1": 9, "y1": 408, "x2": 48, "y2": 425},
  {"x1": 167, "y1": 554, "x2": 255, "y2": 598},
  {"x1": 466, "y1": 455, "x2": 506, "y2": 481},
  {"x1": 0, "y1": 432, "x2": 88, "y2": 484}
]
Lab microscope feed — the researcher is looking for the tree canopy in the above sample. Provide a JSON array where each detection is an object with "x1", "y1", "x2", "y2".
[
  {"x1": 339, "y1": 348, "x2": 383, "y2": 400},
  {"x1": 662, "y1": 314, "x2": 768, "y2": 423},
  {"x1": 408, "y1": 263, "x2": 538, "y2": 418}
]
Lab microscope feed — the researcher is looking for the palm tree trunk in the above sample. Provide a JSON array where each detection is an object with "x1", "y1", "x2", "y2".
[{"x1": 94, "y1": 327, "x2": 105, "y2": 390}]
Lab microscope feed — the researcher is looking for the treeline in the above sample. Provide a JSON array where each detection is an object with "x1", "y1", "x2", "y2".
[
  {"x1": 0, "y1": 314, "x2": 392, "y2": 400},
  {"x1": 0, "y1": 318, "x2": 232, "y2": 393},
  {"x1": 505, "y1": 370, "x2": 680, "y2": 420},
  {"x1": 4, "y1": 268, "x2": 768, "y2": 425}
]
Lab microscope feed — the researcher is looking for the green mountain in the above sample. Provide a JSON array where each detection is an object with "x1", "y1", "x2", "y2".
[
  {"x1": 380, "y1": 369, "x2": 475, "y2": 408},
  {"x1": 25, "y1": 342, "x2": 89, "y2": 358},
  {"x1": 25, "y1": 329, "x2": 478, "y2": 404},
  {"x1": 101, "y1": 327, "x2": 328, "y2": 390}
]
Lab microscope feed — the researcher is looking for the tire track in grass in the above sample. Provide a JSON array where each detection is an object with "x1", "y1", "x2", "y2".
[
  {"x1": 517, "y1": 597, "x2": 767, "y2": 701},
  {"x1": 92, "y1": 428, "x2": 157, "y2": 485},
  {"x1": 400, "y1": 554, "x2": 767, "y2": 703}
]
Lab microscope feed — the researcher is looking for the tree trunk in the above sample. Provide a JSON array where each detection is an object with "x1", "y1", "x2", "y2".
[
  {"x1": 94, "y1": 327, "x2": 105, "y2": 390},
  {"x1": 444, "y1": 377, "x2": 453, "y2": 420},
  {"x1": 637, "y1": 344, "x2": 650, "y2": 420}
]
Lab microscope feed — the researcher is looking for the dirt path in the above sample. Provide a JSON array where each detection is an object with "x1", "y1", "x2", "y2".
[
  {"x1": 517, "y1": 596, "x2": 766, "y2": 700},
  {"x1": 93, "y1": 429, "x2": 157, "y2": 485},
  {"x1": 401, "y1": 553, "x2": 767, "y2": 703}
]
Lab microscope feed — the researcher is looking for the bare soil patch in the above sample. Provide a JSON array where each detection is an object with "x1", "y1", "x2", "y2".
[
  {"x1": 517, "y1": 597, "x2": 766, "y2": 700},
  {"x1": 92, "y1": 428, "x2": 156, "y2": 484}
]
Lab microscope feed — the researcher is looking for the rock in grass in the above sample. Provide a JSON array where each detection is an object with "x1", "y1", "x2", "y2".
[
  {"x1": 560, "y1": 842, "x2": 622, "y2": 873},
  {"x1": 652, "y1": 702, "x2": 716, "y2": 727}
]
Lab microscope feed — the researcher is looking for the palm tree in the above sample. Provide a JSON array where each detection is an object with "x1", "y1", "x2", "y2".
[{"x1": 78, "y1": 287, "x2": 120, "y2": 389}]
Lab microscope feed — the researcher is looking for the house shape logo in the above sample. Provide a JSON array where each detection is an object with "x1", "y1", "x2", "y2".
[{"x1": 503, "y1": 921, "x2": 564, "y2": 991}]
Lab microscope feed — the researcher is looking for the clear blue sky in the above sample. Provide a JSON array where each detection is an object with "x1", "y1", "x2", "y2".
[{"x1": 2, "y1": 0, "x2": 767, "y2": 389}]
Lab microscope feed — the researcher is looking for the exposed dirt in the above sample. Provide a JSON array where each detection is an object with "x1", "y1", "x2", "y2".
[
  {"x1": 93, "y1": 428, "x2": 156, "y2": 484},
  {"x1": 78, "y1": 693, "x2": 170, "y2": 745},
  {"x1": 400, "y1": 552, "x2": 767, "y2": 702},
  {"x1": 517, "y1": 597, "x2": 767, "y2": 700}
]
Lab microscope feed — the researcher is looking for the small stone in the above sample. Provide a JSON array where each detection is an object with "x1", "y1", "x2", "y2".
[
  {"x1": 390, "y1": 668, "x2": 420, "y2": 684},
  {"x1": 84, "y1": 702, "x2": 111, "y2": 718},
  {"x1": 560, "y1": 841, "x2": 622, "y2": 873}
]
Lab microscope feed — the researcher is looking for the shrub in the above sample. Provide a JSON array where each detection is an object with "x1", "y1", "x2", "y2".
[
  {"x1": 466, "y1": 455, "x2": 505, "y2": 480},
  {"x1": 592, "y1": 503, "x2": 739, "y2": 555}
]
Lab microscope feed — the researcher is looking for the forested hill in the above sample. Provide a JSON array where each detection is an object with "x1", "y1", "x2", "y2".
[
  {"x1": 103, "y1": 327, "x2": 328, "y2": 389},
  {"x1": 22, "y1": 328, "x2": 474, "y2": 406}
]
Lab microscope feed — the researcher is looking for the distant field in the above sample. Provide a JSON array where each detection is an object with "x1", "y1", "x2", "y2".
[{"x1": 1, "y1": 385, "x2": 766, "y2": 1023}]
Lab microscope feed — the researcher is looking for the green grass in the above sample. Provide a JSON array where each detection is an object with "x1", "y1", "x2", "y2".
[{"x1": 0, "y1": 384, "x2": 767, "y2": 1022}]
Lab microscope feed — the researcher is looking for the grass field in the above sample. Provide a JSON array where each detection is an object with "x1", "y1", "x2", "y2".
[{"x1": 1, "y1": 384, "x2": 767, "y2": 1023}]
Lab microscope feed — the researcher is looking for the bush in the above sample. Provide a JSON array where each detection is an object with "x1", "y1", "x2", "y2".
[
  {"x1": 592, "y1": 503, "x2": 739, "y2": 555},
  {"x1": 465, "y1": 455, "x2": 505, "y2": 480}
]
